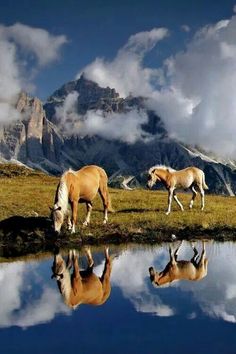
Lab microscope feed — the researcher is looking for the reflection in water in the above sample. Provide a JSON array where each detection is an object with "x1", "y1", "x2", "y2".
[
  {"x1": 149, "y1": 241, "x2": 208, "y2": 287},
  {"x1": 51, "y1": 248, "x2": 112, "y2": 309},
  {"x1": 0, "y1": 260, "x2": 68, "y2": 328}
]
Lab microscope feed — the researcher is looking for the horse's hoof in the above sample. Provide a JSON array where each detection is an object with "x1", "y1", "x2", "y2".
[
  {"x1": 82, "y1": 221, "x2": 89, "y2": 227},
  {"x1": 103, "y1": 220, "x2": 108, "y2": 225},
  {"x1": 165, "y1": 212, "x2": 170, "y2": 215}
]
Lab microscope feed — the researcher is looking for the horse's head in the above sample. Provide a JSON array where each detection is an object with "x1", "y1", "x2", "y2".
[
  {"x1": 149, "y1": 266, "x2": 172, "y2": 287},
  {"x1": 51, "y1": 253, "x2": 66, "y2": 280},
  {"x1": 50, "y1": 205, "x2": 64, "y2": 233},
  {"x1": 147, "y1": 169, "x2": 161, "y2": 189}
]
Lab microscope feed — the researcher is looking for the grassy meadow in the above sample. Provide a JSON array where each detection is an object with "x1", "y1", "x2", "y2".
[{"x1": 0, "y1": 164, "x2": 236, "y2": 249}]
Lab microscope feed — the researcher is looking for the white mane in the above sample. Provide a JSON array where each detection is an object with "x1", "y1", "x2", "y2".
[
  {"x1": 58, "y1": 268, "x2": 72, "y2": 307},
  {"x1": 148, "y1": 165, "x2": 176, "y2": 174},
  {"x1": 55, "y1": 175, "x2": 69, "y2": 212}
]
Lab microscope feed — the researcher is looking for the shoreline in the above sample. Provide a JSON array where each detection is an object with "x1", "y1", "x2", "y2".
[{"x1": 1, "y1": 215, "x2": 236, "y2": 257}]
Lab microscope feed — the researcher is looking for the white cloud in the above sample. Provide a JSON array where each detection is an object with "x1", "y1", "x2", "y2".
[
  {"x1": 181, "y1": 25, "x2": 191, "y2": 32},
  {"x1": 80, "y1": 11, "x2": 236, "y2": 157},
  {"x1": 55, "y1": 91, "x2": 150, "y2": 143},
  {"x1": 0, "y1": 261, "x2": 68, "y2": 328},
  {"x1": 79, "y1": 28, "x2": 169, "y2": 98},
  {"x1": 0, "y1": 23, "x2": 67, "y2": 125},
  {"x1": 111, "y1": 247, "x2": 175, "y2": 317},
  {"x1": 0, "y1": 23, "x2": 67, "y2": 66}
]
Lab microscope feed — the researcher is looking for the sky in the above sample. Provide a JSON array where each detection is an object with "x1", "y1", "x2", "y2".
[
  {"x1": 1, "y1": 0, "x2": 235, "y2": 98},
  {"x1": 1, "y1": 0, "x2": 236, "y2": 157}
]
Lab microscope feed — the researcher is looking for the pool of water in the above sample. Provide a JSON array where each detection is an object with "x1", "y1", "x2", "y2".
[{"x1": 0, "y1": 241, "x2": 236, "y2": 354}]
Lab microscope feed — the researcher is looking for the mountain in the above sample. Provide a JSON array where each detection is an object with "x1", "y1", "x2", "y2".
[{"x1": 0, "y1": 75, "x2": 236, "y2": 195}]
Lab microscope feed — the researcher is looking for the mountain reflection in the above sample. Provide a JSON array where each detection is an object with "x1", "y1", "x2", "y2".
[{"x1": 51, "y1": 247, "x2": 112, "y2": 309}]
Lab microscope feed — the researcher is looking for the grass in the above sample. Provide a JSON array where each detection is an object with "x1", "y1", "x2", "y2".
[{"x1": 0, "y1": 163, "x2": 236, "y2": 255}]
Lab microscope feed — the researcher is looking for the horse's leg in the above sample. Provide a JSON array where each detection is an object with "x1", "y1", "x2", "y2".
[
  {"x1": 66, "y1": 210, "x2": 72, "y2": 231},
  {"x1": 71, "y1": 200, "x2": 78, "y2": 233},
  {"x1": 71, "y1": 250, "x2": 82, "y2": 295},
  {"x1": 169, "y1": 246, "x2": 177, "y2": 265},
  {"x1": 189, "y1": 186, "x2": 198, "y2": 209},
  {"x1": 197, "y1": 241, "x2": 206, "y2": 266},
  {"x1": 83, "y1": 202, "x2": 92, "y2": 226},
  {"x1": 190, "y1": 242, "x2": 199, "y2": 263},
  {"x1": 98, "y1": 183, "x2": 109, "y2": 224},
  {"x1": 66, "y1": 250, "x2": 73, "y2": 269},
  {"x1": 174, "y1": 240, "x2": 183, "y2": 260},
  {"x1": 166, "y1": 188, "x2": 174, "y2": 215},
  {"x1": 100, "y1": 247, "x2": 112, "y2": 303},
  {"x1": 84, "y1": 247, "x2": 94, "y2": 268},
  {"x1": 198, "y1": 184, "x2": 205, "y2": 210},
  {"x1": 173, "y1": 191, "x2": 184, "y2": 211}
]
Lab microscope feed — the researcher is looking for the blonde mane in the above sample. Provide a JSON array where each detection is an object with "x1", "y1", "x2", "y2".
[
  {"x1": 148, "y1": 165, "x2": 176, "y2": 175},
  {"x1": 55, "y1": 173, "x2": 69, "y2": 212},
  {"x1": 57, "y1": 268, "x2": 73, "y2": 307}
]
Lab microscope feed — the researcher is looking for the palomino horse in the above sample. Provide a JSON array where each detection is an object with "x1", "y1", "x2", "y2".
[
  {"x1": 149, "y1": 241, "x2": 208, "y2": 287},
  {"x1": 50, "y1": 165, "x2": 112, "y2": 233},
  {"x1": 51, "y1": 247, "x2": 112, "y2": 309},
  {"x1": 147, "y1": 165, "x2": 208, "y2": 215}
]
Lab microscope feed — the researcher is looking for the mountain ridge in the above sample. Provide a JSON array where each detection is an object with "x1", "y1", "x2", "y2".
[{"x1": 0, "y1": 76, "x2": 236, "y2": 195}]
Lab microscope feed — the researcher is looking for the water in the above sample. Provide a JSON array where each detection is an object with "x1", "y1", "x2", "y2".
[{"x1": 0, "y1": 241, "x2": 236, "y2": 354}]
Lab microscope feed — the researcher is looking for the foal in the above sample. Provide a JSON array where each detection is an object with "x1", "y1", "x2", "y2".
[{"x1": 147, "y1": 165, "x2": 208, "y2": 215}]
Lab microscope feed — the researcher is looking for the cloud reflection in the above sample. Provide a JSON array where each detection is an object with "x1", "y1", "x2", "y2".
[{"x1": 0, "y1": 261, "x2": 68, "y2": 329}]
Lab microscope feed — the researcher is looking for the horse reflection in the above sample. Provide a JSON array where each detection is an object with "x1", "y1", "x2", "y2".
[
  {"x1": 149, "y1": 241, "x2": 208, "y2": 287},
  {"x1": 52, "y1": 248, "x2": 112, "y2": 309}
]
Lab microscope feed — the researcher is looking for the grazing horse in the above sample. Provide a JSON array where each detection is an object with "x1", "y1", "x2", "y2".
[
  {"x1": 149, "y1": 241, "x2": 208, "y2": 287},
  {"x1": 51, "y1": 247, "x2": 112, "y2": 309},
  {"x1": 147, "y1": 165, "x2": 208, "y2": 215},
  {"x1": 50, "y1": 165, "x2": 112, "y2": 233}
]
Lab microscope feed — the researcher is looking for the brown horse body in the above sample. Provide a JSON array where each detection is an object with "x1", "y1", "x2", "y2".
[
  {"x1": 149, "y1": 241, "x2": 208, "y2": 287},
  {"x1": 147, "y1": 165, "x2": 208, "y2": 215},
  {"x1": 51, "y1": 165, "x2": 112, "y2": 233},
  {"x1": 52, "y1": 248, "x2": 112, "y2": 309}
]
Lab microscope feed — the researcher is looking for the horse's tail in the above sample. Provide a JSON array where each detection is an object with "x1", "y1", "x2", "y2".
[
  {"x1": 202, "y1": 172, "x2": 209, "y2": 190},
  {"x1": 99, "y1": 167, "x2": 115, "y2": 213}
]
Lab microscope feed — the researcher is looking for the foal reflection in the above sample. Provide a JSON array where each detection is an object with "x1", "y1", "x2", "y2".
[
  {"x1": 52, "y1": 247, "x2": 112, "y2": 309},
  {"x1": 149, "y1": 241, "x2": 208, "y2": 287}
]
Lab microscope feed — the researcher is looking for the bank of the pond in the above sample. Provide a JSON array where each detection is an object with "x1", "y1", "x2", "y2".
[{"x1": 0, "y1": 214, "x2": 236, "y2": 257}]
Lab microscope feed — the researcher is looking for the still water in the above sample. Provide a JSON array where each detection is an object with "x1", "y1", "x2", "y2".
[{"x1": 0, "y1": 241, "x2": 236, "y2": 354}]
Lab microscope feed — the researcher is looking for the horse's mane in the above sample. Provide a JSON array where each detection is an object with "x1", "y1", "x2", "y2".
[
  {"x1": 57, "y1": 267, "x2": 72, "y2": 307},
  {"x1": 148, "y1": 165, "x2": 176, "y2": 174}
]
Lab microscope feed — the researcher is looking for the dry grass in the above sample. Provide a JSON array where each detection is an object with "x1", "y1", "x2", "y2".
[{"x1": 0, "y1": 170, "x2": 236, "y2": 235}]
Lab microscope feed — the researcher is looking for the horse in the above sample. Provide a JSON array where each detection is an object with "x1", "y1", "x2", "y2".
[
  {"x1": 149, "y1": 241, "x2": 208, "y2": 287},
  {"x1": 50, "y1": 165, "x2": 112, "y2": 233},
  {"x1": 51, "y1": 247, "x2": 112, "y2": 309},
  {"x1": 147, "y1": 165, "x2": 208, "y2": 215}
]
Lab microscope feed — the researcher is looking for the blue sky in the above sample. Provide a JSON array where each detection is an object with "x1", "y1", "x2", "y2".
[
  {"x1": 1, "y1": 0, "x2": 236, "y2": 98},
  {"x1": 2, "y1": 0, "x2": 236, "y2": 156}
]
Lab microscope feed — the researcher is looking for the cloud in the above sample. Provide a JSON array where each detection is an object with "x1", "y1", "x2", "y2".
[
  {"x1": 181, "y1": 25, "x2": 191, "y2": 32},
  {"x1": 0, "y1": 261, "x2": 68, "y2": 328},
  {"x1": 80, "y1": 11, "x2": 236, "y2": 158},
  {"x1": 55, "y1": 91, "x2": 150, "y2": 143},
  {"x1": 0, "y1": 23, "x2": 67, "y2": 125},
  {"x1": 111, "y1": 247, "x2": 175, "y2": 317},
  {"x1": 79, "y1": 28, "x2": 169, "y2": 98}
]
